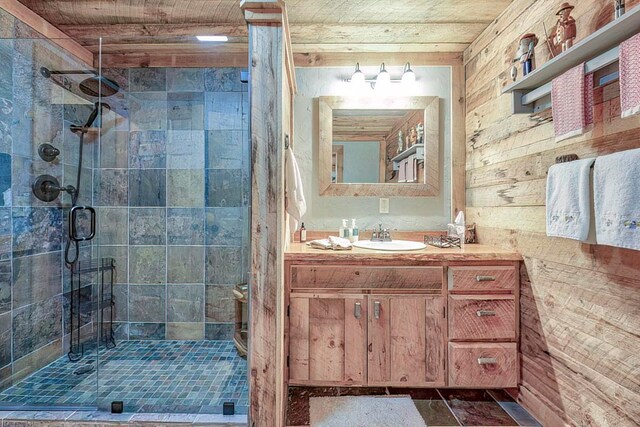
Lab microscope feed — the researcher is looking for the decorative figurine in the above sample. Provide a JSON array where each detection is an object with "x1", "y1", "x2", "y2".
[
  {"x1": 553, "y1": 3, "x2": 576, "y2": 53},
  {"x1": 408, "y1": 126, "x2": 418, "y2": 148},
  {"x1": 512, "y1": 33, "x2": 538, "y2": 79},
  {"x1": 615, "y1": 0, "x2": 625, "y2": 19},
  {"x1": 416, "y1": 123, "x2": 424, "y2": 145},
  {"x1": 397, "y1": 130, "x2": 404, "y2": 153}
]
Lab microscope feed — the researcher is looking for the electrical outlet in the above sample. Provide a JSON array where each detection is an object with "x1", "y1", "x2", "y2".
[{"x1": 379, "y1": 198, "x2": 390, "y2": 214}]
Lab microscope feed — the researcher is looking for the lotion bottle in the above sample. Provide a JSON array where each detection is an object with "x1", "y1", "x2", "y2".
[
  {"x1": 339, "y1": 219, "x2": 348, "y2": 239},
  {"x1": 351, "y1": 219, "x2": 359, "y2": 242},
  {"x1": 300, "y1": 223, "x2": 307, "y2": 242}
]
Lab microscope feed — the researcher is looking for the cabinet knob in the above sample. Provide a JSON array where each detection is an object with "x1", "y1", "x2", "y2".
[
  {"x1": 476, "y1": 309, "x2": 496, "y2": 317},
  {"x1": 354, "y1": 302, "x2": 362, "y2": 319},
  {"x1": 475, "y1": 275, "x2": 496, "y2": 282},
  {"x1": 374, "y1": 301, "x2": 381, "y2": 319},
  {"x1": 477, "y1": 357, "x2": 497, "y2": 365}
]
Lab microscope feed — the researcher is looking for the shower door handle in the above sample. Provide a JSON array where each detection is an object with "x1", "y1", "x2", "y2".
[{"x1": 70, "y1": 206, "x2": 96, "y2": 242}]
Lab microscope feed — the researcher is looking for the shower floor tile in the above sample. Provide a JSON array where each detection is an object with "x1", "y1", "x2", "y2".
[{"x1": 0, "y1": 340, "x2": 248, "y2": 414}]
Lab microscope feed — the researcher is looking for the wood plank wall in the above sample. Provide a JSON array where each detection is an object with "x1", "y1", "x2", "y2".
[{"x1": 464, "y1": 1, "x2": 640, "y2": 425}]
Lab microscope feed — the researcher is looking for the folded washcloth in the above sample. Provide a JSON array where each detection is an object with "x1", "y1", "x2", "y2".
[
  {"x1": 620, "y1": 32, "x2": 640, "y2": 118},
  {"x1": 594, "y1": 148, "x2": 640, "y2": 251},
  {"x1": 307, "y1": 236, "x2": 353, "y2": 251},
  {"x1": 546, "y1": 158, "x2": 596, "y2": 241},
  {"x1": 551, "y1": 63, "x2": 594, "y2": 142},
  {"x1": 285, "y1": 147, "x2": 307, "y2": 234}
]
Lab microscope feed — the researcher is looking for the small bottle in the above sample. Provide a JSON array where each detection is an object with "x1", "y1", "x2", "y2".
[
  {"x1": 300, "y1": 223, "x2": 307, "y2": 243},
  {"x1": 339, "y1": 219, "x2": 348, "y2": 239},
  {"x1": 351, "y1": 219, "x2": 359, "y2": 242}
]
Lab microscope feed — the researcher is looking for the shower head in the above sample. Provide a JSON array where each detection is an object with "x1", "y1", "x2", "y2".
[{"x1": 79, "y1": 76, "x2": 120, "y2": 98}]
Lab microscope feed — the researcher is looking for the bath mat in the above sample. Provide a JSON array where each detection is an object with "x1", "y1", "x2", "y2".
[
  {"x1": 620, "y1": 32, "x2": 640, "y2": 118},
  {"x1": 309, "y1": 395, "x2": 426, "y2": 427}
]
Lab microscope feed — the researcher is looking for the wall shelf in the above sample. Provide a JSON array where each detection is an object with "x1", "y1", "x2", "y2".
[
  {"x1": 503, "y1": 5, "x2": 640, "y2": 114},
  {"x1": 391, "y1": 143, "x2": 424, "y2": 170}
]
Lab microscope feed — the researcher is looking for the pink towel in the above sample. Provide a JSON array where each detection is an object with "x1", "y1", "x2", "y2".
[
  {"x1": 551, "y1": 63, "x2": 594, "y2": 142},
  {"x1": 620, "y1": 33, "x2": 640, "y2": 118},
  {"x1": 397, "y1": 159, "x2": 406, "y2": 182}
]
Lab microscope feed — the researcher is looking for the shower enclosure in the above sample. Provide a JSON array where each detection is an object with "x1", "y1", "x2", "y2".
[{"x1": 0, "y1": 19, "x2": 250, "y2": 416}]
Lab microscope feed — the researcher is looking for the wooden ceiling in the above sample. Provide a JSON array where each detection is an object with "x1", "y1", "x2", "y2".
[
  {"x1": 333, "y1": 109, "x2": 416, "y2": 142},
  {"x1": 16, "y1": 0, "x2": 513, "y2": 66}
]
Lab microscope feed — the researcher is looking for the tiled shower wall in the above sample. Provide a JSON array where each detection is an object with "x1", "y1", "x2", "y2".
[
  {"x1": 98, "y1": 67, "x2": 249, "y2": 341},
  {"x1": 0, "y1": 9, "x2": 98, "y2": 390}
]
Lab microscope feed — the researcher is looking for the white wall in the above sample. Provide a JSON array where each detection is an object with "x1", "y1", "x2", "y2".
[
  {"x1": 336, "y1": 141, "x2": 380, "y2": 183},
  {"x1": 293, "y1": 66, "x2": 452, "y2": 231}
]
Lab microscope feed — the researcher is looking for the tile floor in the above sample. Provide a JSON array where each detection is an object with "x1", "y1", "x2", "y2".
[
  {"x1": 286, "y1": 386, "x2": 541, "y2": 426},
  {"x1": 0, "y1": 340, "x2": 248, "y2": 415}
]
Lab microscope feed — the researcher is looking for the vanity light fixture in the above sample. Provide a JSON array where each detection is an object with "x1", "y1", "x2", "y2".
[
  {"x1": 345, "y1": 62, "x2": 417, "y2": 90},
  {"x1": 196, "y1": 35, "x2": 229, "y2": 42}
]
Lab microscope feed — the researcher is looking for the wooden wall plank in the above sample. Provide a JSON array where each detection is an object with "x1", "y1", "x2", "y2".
[{"x1": 464, "y1": 1, "x2": 640, "y2": 425}]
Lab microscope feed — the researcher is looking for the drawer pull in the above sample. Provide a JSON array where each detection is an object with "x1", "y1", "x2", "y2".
[
  {"x1": 476, "y1": 275, "x2": 496, "y2": 282},
  {"x1": 476, "y1": 309, "x2": 496, "y2": 317},
  {"x1": 374, "y1": 301, "x2": 381, "y2": 319},
  {"x1": 354, "y1": 302, "x2": 362, "y2": 319},
  {"x1": 477, "y1": 357, "x2": 497, "y2": 365}
]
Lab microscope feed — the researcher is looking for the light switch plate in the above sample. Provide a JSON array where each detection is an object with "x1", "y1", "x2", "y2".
[{"x1": 379, "y1": 198, "x2": 390, "y2": 214}]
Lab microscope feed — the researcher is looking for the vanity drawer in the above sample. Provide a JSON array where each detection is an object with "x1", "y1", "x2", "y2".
[
  {"x1": 448, "y1": 266, "x2": 517, "y2": 292},
  {"x1": 289, "y1": 265, "x2": 443, "y2": 290},
  {"x1": 449, "y1": 295, "x2": 516, "y2": 340},
  {"x1": 448, "y1": 342, "x2": 518, "y2": 388}
]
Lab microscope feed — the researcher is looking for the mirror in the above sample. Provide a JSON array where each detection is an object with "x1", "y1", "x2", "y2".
[{"x1": 319, "y1": 96, "x2": 439, "y2": 197}]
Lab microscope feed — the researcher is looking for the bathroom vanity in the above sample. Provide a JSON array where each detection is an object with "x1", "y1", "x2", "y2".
[{"x1": 285, "y1": 243, "x2": 521, "y2": 389}]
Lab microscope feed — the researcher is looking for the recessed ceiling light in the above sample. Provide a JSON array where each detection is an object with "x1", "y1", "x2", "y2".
[{"x1": 196, "y1": 35, "x2": 228, "y2": 42}]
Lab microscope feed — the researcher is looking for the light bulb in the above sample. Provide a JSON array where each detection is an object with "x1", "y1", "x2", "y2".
[
  {"x1": 401, "y1": 62, "x2": 416, "y2": 85},
  {"x1": 351, "y1": 62, "x2": 365, "y2": 85},
  {"x1": 375, "y1": 63, "x2": 390, "y2": 92}
]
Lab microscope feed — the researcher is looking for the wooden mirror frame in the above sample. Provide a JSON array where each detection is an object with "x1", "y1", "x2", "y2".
[{"x1": 319, "y1": 96, "x2": 440, "y2": 197}]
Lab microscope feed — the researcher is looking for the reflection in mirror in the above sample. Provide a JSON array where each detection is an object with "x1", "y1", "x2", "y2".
[{"x1": 332, "y1": 109, "x2": 425, "y2": 184}]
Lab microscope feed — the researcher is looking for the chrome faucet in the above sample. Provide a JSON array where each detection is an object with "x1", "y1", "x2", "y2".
[{"x1": 371, "y1": 223, "x2": 392, "y2": 242}]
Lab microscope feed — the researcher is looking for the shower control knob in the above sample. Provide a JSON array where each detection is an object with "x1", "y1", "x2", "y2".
[{"x1": 38, "y1": 143, "x2": 60, "y2": 162}]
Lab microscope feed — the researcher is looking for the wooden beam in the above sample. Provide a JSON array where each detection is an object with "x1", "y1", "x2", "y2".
[
  {"x1": 451, "y1": 61, "x2": 466, "y2": 220},
  {"x1": 98, "y1": 53, "x2": 248, "y2": 68},
  {"x1": 294, "y1": 52, "x2": 463, "y2": 67},
  {"x1": 0, "y1": 0, "x2": 93, "y2": 66},
  {"x1": 292, "y1": 43, "x2": 470, "y2": 53},
  {"x1": 58, "y1": 23, "x2": 249, "y2": 40}
]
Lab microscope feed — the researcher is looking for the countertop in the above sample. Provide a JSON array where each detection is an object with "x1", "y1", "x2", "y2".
[{"x1": 285, "y1": 242, "x2": 522, "y2": 263}]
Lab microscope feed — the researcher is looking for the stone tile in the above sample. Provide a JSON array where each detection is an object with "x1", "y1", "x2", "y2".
[
  {"x1": 167, "y1": 169, "x2": 204, "y2": 207},
  {"x1": 12, "y1": 251, "x2": 62, "y2": 309},
  {"x1": 94, "y1": 169, "x2": 128, "y2": 207},
  {"x1": 205, "y1": 322, "x2": 234, "y2": 340},
  {"x1": 205, "y1": 130, "x2": 244, "y2": 170},
  {"x1": 205, "y1": 284, "x2": 234, "y2": 323},
  {"x1": 0, "y1": 259, "x2": 10, "y2": 314},
  {"x1": 488, "y1": 390, "x2": 542, "y2": 427},
  {"x1": 166, "y1": 322, "x2": 205, "y2": 340},
  {"x1": 440, "y1": 389, "x2": 519, "y2": 426},
  {"x1": 0, "y1": 207, "x2": 10, "y2": 260},
  {"x1": 130, "y1": 92, "x2": 167, "y2": 131},
  {"x1": 61, "y1": 283, "x2": 93, "y2": 335},
  {"x1": 129, "y1": 207, "x2": 166, "y2": 245},
  {"x1": 0, "y1": 311, "x2": 10, "y2": 368},
  {"x1": 0, "y1": 152, "x2": 10, "y2": 206},
  {"x1": 98, "y1": 130, "x2": 129, "y2": 168},
  {"x1": 128, "y1": 322, "x2": 165, "y2": 340},
  {"x1": 63, "y1": 103, "x2": 94, "y2": 128},
  {"x1": 113, "y1": 283, "x2": 128, "y2": 322},
  {"x1": 167, "y1": 68, "x2": 204, "y2": 92},
  {"x1": 130, "y1": 68, "x2": 166, "y2": 92},
  {"x1": 129, "y1": 169, "x2": 166, "y2": 207},
  {"x1": 102, "y1": 68, "x2": 130, "y2": 93},
  {"x1": 129, "y1": 130, "x2": 167, "y2": 169},
  {"x1": 167, "y1": 208, "x2": 204, "y2": 245},
  {"x1": 12, "y1": 296, "x2": 62, "y2": 359},
  {"x1": 206, "y1": 169, "x2": 243, "y2": 207},
  {"x1": 129, "y1": 246, "x2": 166, "y2": 284},
  {"x1": 167, "y1": 130, "x2": 205, "y2": 169},
  {"x1": 205, "y1": 246, "x2": 242, "y2": 284},
  {"x1": 204, "y1": 68, "x2": 243, "y2": 92},
  {"x1": 168, "y1": 92, "x2": 204, "y2": 130},
  {"x1": 0, "y1": 96, "x2": 13, "y2": 157},
  {"x1": 99, "y1": 245, "x2": 128, "y2": 285},
  {"x1": 204, "y1": 92, "x2": 243, "y2": 130},
  {"x1": 167, "y1": 284, "x2": 204, "y2": 322},
  {"x1": 61, "y1": 165, "x2": 92, "y2": 206},
  {"x1": 98, "y1": 207, "x2": 128, "y2": 245},
  {"x1": 205, "y1": 207, "x2": 245, "y2": 246},
  {"x1": 129, "y1": 285, "x2": 166, "y2": 323},
  {"x1": 167, "y1": 246, "x2": 204, "y2": 284},
  {"x1": 12, "y1": 155, "x2": 62, "y2": 208}
]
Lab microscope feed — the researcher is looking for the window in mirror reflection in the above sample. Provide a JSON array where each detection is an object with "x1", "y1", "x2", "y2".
[{"x1": 332, "y1": 109, "x2": 425, "y2": 184}]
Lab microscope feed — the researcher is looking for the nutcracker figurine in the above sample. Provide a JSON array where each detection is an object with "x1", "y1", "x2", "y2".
[
  {"x1": 553, "y1": 3, "x2": 576, "y2": 53},
  {"x1": 513, "y1": 33, "x2": 538, "y2": 78}
]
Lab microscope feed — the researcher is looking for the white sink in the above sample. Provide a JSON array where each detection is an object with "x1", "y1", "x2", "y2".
[{"x1": 352, "y1": 239, "x2": 427, "y2": 251}]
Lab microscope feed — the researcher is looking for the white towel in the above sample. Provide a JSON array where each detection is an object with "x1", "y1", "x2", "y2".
[
  {"x1": 594, "y1": 148, "x2": 640, "y2": 251},
  {"x1": 285, "y1": 147, "x2": 307, "y2": 234},
  {"x1": 546, "y1": 158, "x2": 595, "y2": 241}
]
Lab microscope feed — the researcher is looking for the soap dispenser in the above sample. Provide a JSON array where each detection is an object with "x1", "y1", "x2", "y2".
[
  {"x1": 339, "y1": 219, "x2": 348, "y2": 239},
  {"x1": 350, "y1": 219, "x2": 359, "y2": 242}
]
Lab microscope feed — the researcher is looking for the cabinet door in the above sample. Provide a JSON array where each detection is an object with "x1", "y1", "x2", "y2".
[
  {"x1": 289, "y1": 294, "x2": 367, "y2": 385},
  {"x1": 368, "y1": 295, "x2": 445, "y2": 386}
]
